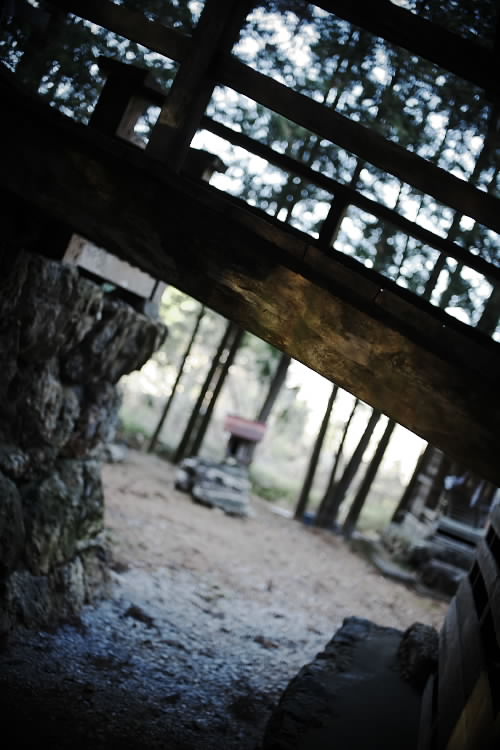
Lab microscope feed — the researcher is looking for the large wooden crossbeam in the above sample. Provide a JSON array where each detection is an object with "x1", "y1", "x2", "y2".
[{"x1": 2, "y1": 74, "x2": 500, "y2": 485}]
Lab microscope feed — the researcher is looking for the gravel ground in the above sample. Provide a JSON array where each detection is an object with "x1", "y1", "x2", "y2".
[{"x1": 0, "y1": 450, "x2": 447, "y2": 749}]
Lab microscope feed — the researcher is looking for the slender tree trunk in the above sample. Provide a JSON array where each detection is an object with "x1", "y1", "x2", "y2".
[
  {"x1": 438, "y1": 166, "x2": 499, "y2": 310},
  {"x1": 315, "y1": 397, "x2": 360, "y2": 527},
  {"x1": 148, "y1": 305, "x2": 205, "y2": 453},
  {"x1": 256, "y1": 352, "x2": 291, "y2": 423},
  {"x1": 319, "y1": 408, "x2": 382, "y2": 528},
  {"x1": 423, "y1": 136, "x2": 493, "y2": 300},
  {"x1": 189, "y1": 326, "x2": 245, "y2": 456},
  {"x1": 342, "y1": 418, "x2": 396, "y2": 538},
  {"x1": 173, "y1": 320, "x2": 237, "y2": 463},
  {"x1": 478, "y1": 283, "x2": 500, "y2": 336},
  {"x1": 391, "y1": 443, "x2": 433, "y2": 523},
  {"x1": 239, "y1": 351, "x2": 292, "y2": 466},
  {"x1": 294, "y1": 384, "x2": 339, "y2": 520}
]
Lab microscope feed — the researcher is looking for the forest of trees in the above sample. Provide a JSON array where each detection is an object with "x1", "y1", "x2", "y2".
[{"x1": 1, "y1": 0, "x2": 499, "y2": 535}]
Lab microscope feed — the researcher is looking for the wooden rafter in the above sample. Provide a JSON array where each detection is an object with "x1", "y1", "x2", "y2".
[
  {"x1": 200, "y1": 117, "x2": 500, "y2": 283},
  {"x1": 87, "y1": 56, "x2": 500, "y2": 281},
  {"x1": 50, "y1": 0, "x2": 499, "y2": 98},
  {"x1": 219, "y1": 59, "x2": 500, "y2": 235},
  {"x1": 314, "y1": 0, "x2": 499, "y2": 98},
  {"x1": 49, "y1": 0, "x2": 190, "y2": 63},
  {"x1": 48, "y1": 0, "x2": 500, "y2": 232}
]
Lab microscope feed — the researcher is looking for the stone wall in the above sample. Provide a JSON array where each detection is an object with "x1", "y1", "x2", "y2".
[{"x1": 0, "y1": 251, "x2": 166, "y2": 635}]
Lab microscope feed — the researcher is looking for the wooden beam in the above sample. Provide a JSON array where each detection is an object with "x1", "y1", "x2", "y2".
[
  {"x1": 49, "y1": 0, "x2": 191, "y2": 63},
  {"x1": 2, "y1": 74, "x2": 500, "y2": 485},
  {"x1": 219, "y1": 58, "x2": 500, "y2": 235},
  {"x1": 314, "y1": 0, "x2": 499, "y2": 98},
  {"x1": 202, "y1": 117, "x2": 500, "y2": 283}
]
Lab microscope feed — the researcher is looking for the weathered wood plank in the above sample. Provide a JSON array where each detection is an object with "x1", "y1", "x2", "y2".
[
  {"x1": 490, "y1": 504, "x2": 500, "y2": 541},
  {"x1": 417, "y1": 674, "x2": 436, "y2": 750},
  {"x1": 438, "y1": 599, "x2": 466, "y2": 749},
  {"x1": 455, "y1": 579, "x2": 485, "y2": 698},
  {"x1": 64, "y1": 236, "x2": 157, "y2": 298},
  {"x1": 201, "y1": 116, "x2": 500, "y2": 284},
  {"x1": 476, "y1": 542, "x2": 500, "y2": 643},
  {"x1": 314, "y1": 0, "x2": 498, "y2": 98},
  {"x1": 453, "y1": 579, "x2": 496, "y2": 749},
  {"x1": 50, "y1": 0, "x2": 190, "y2": 62},
  {"x1": 219, "y1": 58, "x2": 500, "y2": 235},
  {"x1": 2, "y1": 72, "x2": 500, "y2": 485}
]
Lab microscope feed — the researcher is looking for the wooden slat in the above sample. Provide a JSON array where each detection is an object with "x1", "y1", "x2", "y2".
[
  {"x1": 64, "y1": 236, "x2": 157, "y2": 298},
  {"x1": 314, "y1": 0, "x2": 498, "y2": 98},
  {"x1": 219, "y1": 58, "x2": 500, "y2": 235},
  {"x1": 417, "y1": 674, "x2": 436, "y2": 750},
  {"x1": 201, "y1": 117, "x2": 500, "y2": 284},
  {"x1": 438, "y1": 599, "x2": 466, "y2": 749},
  {"x1": 490, "y1": 505, "x2": 500, "y2": 541},
  {"x1": 49, "y1": 0, "x2": 499, "y2": 100},
  {"x1": 454, "y1": 578, "x2": 495, "y2": 749},
  {"x1": 455, "y1": 579, "x2": 485, "y2": 698},
  {"x1": 3, "y1": 70, "x2": 500, "y2": 487},
  {"x1": 49, "y1": 0, "x2": 191, "y2": 62},
  {"x1": 476, "y1": 541, "x2": 500, "y2": 642},
  {"x1": 461, "y1": 674, "x2": 495, "y2": 749}
]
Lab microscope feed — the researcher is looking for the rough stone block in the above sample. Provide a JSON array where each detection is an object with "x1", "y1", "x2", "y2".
[
  {"x1": 0, "y1": 472, "x2": 25, "y2": 575},
  {"x1": 22, "y1": 460, "x2": 104, "y2": 576},
  {"x1": 263, "y1": 617, "x2": 423, "y2": 750}
]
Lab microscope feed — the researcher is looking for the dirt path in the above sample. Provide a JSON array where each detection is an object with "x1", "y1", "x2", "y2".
[
  {"x1": 104, "y1": 449, "x2": 446, "y2": 634},
  {"x1": 0, "y1": 450, "x2": 447, "y2": 750}
]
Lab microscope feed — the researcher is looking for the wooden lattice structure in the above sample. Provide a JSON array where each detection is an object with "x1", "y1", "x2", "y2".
[{"x1": 1, "y1": 2, "x2": 500, "y2": 747}]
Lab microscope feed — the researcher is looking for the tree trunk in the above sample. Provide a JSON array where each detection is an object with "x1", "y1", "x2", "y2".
[
  {"x1": 391, "y1": 443, "x2": 433, "y2": 523},
  {"x1": 478, "y1": 283, "x2": 500, "y2": 336},
  {"x1": 319, "y1": 408, "x2": 382, "y2": 528},
  {"x1": 294, "y1": 383, "x2": 339, "y2": 520},
  {"x1": 315, "y1": 397, "x2": 360, "y2": 527},
  {"x1": 189, "y1": 325, "x2": 245, "y2": 456},
  {"x1": 342, "y1": 418, "x2": 396, "y2": 538},
  {"x1": 256, "y1": 352, "x2": 291, "y2": 423},
  {"x1": 148, "y1": 304, "x2": 205, "y2": 453},
  {"x1": 173, "y1": 319, "x2": 237, "y2": 463},
  {"x1": 237, "y1": 350, "x2": 292, "y2": 466}
]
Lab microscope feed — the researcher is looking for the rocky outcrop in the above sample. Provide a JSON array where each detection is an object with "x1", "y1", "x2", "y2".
[
  {"x1": 263, "y1": 617, "x2": 437, "y2": 750},
  {"x1": 0, "y1": 251, "x2": 166, "y2": 635}
]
